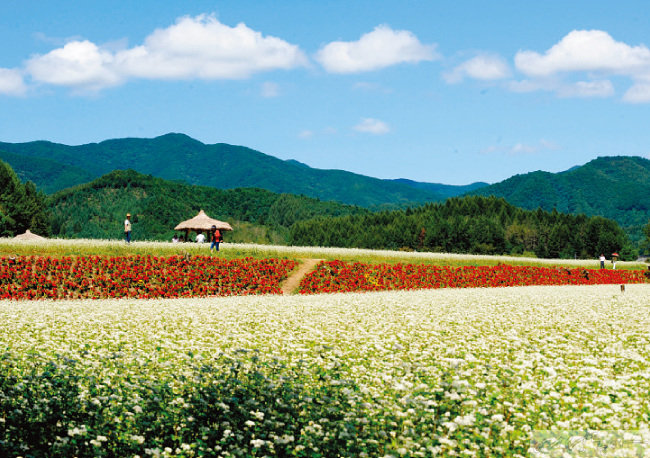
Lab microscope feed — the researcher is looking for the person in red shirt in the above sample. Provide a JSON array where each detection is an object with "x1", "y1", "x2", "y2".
[{"x1": 210, "y1": 225, "x2": 222, "y2": 252}]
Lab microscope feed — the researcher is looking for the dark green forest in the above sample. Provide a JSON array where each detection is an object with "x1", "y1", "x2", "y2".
[
  {"x1": 3, "y1": 134, "x2": 650, "y2": 248},
  {"x1": 0, "y1": 160, "x2": 50, "y2": 237},
  {"x1": 0, "y1": 133, "x2": 455, "y2": 206},
  {"x1": 469, "y1": 156, "x2": 650, "y2": 245},
  {"x1": 48, "y1": 169, "x2": 368, "y2": 243},
  {"x1": 2, "y1": 159, "x2": 648, "y2": 260},
  {"x1": 290, "y1": 195, "x2": 641, "y2": 260}
]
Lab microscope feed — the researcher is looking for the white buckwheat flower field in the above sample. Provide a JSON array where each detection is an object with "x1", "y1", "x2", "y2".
[{"x1": 3, "y1": 276, "x2": 650, "y2": 456}]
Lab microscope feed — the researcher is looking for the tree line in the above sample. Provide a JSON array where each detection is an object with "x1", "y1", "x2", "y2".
[
  {"x1": 1, "y1": 160, "x2": 648, "y2": 259},
  {"x1": 0, "y1": 160, "x2": 50, "y2": 237},
  {"x1": 290, "y1": 195, "x2": 642, "y2": 260}
]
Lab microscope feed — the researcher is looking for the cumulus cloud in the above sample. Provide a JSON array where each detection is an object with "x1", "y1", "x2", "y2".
[
  {"x1": 26, "y1": 40, "x2": 122, "y2": 91},
  {"x1": 0, "y1": 68, "x2": 27, "y2": 96},
  {"x1": 23, "y1": 14, "x2": 307, "y2": 92},
  {"x1": 316, "y1": 25, "x2": 438, "y2": 73},
  {"x1": 515, "y1": 30, "x2": 650, "y2": 77},
  {"x1": 354, "y1": 118, "x2": 390, "y2": 134},
  {"x1": 510, "y1": 30, "x2": 650, "y2": 102},
  {"x1": 624, "y1": 81, "x2": 650, "y2": 103},
  {"x1": 444, "y1": 54, "x2": 510, "y2": 83},
  {"x1": 116, "y1": 15, "x2": 307, "y2": 80}
]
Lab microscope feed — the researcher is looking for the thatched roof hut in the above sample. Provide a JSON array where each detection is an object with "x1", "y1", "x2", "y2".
[
  {"x1": 174, "y1": 210, "x2": 233, "y2": 232},
  {"x1": 13, "y1": 230, "x2": 46, "y2": 241}
]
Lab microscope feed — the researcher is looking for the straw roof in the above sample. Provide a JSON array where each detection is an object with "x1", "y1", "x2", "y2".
[
  {"x1": 174, "y1": 210, "x2": 233, "y2": 232},
  {"x1": 13, "y1": 229, "x2": 46, "y2": 241}
]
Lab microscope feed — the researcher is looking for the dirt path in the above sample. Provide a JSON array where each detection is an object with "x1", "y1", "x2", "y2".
[{"x1": 281, "y1": 258, "x2": 323, "y2": 295}]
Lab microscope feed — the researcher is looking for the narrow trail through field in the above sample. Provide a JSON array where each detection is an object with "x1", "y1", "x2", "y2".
[{"x1": 281, "y1": 258, "x2": 323, "y2": 295}]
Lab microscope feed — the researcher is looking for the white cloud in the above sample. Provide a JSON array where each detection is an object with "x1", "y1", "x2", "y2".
[
  {"x1": 23, "y1": 14, "x2": 307, "y2": 92},
  {"x1": 26, "y1": 40, "x2": 122, "y2": 91},
  {"x1": 298, "y1": 130, "x2": 313, "y2": 139},
  {"x1": 316, "y1": 25, "x2": 438, "y2": 73},
  {"x1": 624, "y1": 84, "x2": 650, "y2": 103},
  {"x1": 557, "y1": 80, "x2": 614, "y2": 98},
  {"x1": 116, "y1": 14, "x2": 307, "y2": 80},
  {"x1": 444, "y1": 54, "x2": 510, "y2": 83},
  {"x1": 507, "y1": 30, "x2": 650, "y2": 102},
  {"x1": 354, "y1": 118, "x2": 390, "y2": 134},
  {"x1": 515, "y1": 30, "x2": 650, "y2": 77},
  {"x1": 481, "y1": 139, "x2": 560, "y2": 155},
  {"x1": 507, "y1": 77, "x2": 614, "y2": 99},
  {"x1": 0, "y1": 68, "x2": 27, "y2": 96},
  {"x1": 261, "y1": 81, "x2": 279, "y2": 97},
  {"x1": 511, "y1": 143, "x2": 537, "y2": 154}
]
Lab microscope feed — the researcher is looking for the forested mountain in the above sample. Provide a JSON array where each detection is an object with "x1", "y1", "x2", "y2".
[
  {"x1": 48, "y1": 169, "x2": 368, "y2": 242},
  {"x1": 290, "y1": 195, "x2": 636, "y2": 260},
  {"x1": 0, "y1": 160, "x2": 50, "y2": 237},
  {"x1": 0, "y1": 150, "x2": 95, "y2": 194},
  {"x1": 389, "y1": 178, "x2": 488, "y2": 196},
  {"x1": 468, "y1": 156, "x2": 650, "y2": 245},
  {"x1": 0, "y1": 134, "x2": 460, "y2": 207},
  {"x1": 2, "y1": 134, "x2": 648, "y2": 249}
]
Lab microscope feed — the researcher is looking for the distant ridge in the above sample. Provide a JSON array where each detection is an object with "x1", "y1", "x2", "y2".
[
  {"x1": 1, "y1": 134, "x2": 649, "y2": 245},
  {"x1": 468, "y1": 155, "x2": 650, "y2": 244},
  {"x1": 0, "y1": 133, "x2": 475, "y2": 207}
]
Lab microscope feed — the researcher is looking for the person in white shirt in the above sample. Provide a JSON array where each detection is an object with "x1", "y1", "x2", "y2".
[
  {"x1": 196, "y1": 232, "x2": 206, "y2": 243},
  {"x1": 124, "y1": 213, "x2": 132, "y2": 243}
]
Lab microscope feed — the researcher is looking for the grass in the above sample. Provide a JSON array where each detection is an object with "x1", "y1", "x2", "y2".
[{"x1": 1, "y1": 237, "x2": 647, "y2": 270}]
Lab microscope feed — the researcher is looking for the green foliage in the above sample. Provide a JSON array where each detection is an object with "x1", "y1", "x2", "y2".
[
  {"x1": 470, "y1": 156, "x2": 650, "y2": 247},
  {"x1": 0, "y1": 149, "x2": 94, "y2": 194},
  {"x1": 0, "y1": 133, "x2": 448, "y2": 207},
  {"x1": 290, "y1": 195, "x2": 635, "y2": 260},
  {"x1": 0, "y1": 354, "x2": 382, "y2": 457},
  {"x1": 48, "y1": 169, "x2": 367, "y2": 242},
  {"x1": 0, "y1": 160, "x2": 50, "y2": 237},
  {"x1": 642, "y1": 221, "x2": 650, "y2": 255}
]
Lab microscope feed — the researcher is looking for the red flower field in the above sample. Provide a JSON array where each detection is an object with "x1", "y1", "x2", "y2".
[
  {"x1": 299, "y1": 260, "x2": 648, "y2": 294},
  {"x1": 1, "y1": 255, "x2": 647, "y2": 300},
  {"x1": 0, "y1": 255, "x2": 297, "y2": 300}
]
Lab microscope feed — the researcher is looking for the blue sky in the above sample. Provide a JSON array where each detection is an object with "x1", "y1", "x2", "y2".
[{"x1": 1, "y1": 1, "x2": 650, "y2": 185}]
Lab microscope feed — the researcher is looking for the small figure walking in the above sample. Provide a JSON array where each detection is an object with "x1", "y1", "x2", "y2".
[
  {"x1": 124, "y1": 213, "x2": 132, "y2": 244},
  {"x1": 210, "y1": 225, "x2": 221, "y2": 252},
  {"x1": 599, "y1": 254, "x2": 605, "y2": 269}
]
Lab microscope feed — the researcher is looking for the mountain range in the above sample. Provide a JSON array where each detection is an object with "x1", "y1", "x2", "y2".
[
  {"x1": 1, "y1": 133, "x2": 648, "y2": 244},
  {"x1": 0, "y1": 133, "x2": 483, "y2": 208}
]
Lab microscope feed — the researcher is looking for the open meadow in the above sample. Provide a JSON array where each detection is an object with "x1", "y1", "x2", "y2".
[{"x1": 2, "y1": 239, "x2": 650, "y2": 456}]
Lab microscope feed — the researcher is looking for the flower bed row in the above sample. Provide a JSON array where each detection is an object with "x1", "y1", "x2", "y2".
[
  {"x1": 299, "y1": 260, "x2": 648, "y2": 294},
  {"x1": 0, "y1": 255, "x2": 297, "y2": 300}
]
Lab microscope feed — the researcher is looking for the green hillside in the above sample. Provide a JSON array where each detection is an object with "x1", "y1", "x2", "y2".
[
  {"x1": 49, "y1": 169, "x2": 368, "y2": 242},
  {"x1": 0, "y1": 150, "x2": 95, "y2": 194},
  {"x1": 0, "y1": 134, "x2": 451, "y2": 207},
  {"x1": 469, "y1": 156, "x2": 650, "y2": 246},
  {"x1": 290, "y1": 195, "x2": 637, "y2": 260},
  {"x1": 389, "y1": 178, "x2": 489, "y2": 199}
]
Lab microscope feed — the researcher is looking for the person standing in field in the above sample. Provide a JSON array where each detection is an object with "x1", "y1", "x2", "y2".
[
  {"x1": 599, "y1": 254, "x2": 605, "y2": 269},
  {"x1": 124, "y1": 213, "x2": 132, "y2": 243},
  {"x1": 210, "y1": 225, "x2": 221, "y2": 252}
]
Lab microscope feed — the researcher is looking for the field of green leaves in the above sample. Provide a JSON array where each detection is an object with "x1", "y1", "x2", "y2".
[{"x1": 3, "y1": 280, "x2": 650, "y2": 456}]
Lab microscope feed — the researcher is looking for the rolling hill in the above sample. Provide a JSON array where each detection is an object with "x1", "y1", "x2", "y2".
[
  {"x1": 0, "y1": 133, "x2": 478, "y2": 207},
  {"x1": 2, "y1": 133, "x2": 648, "y2": 247},
  {"x1": 48, "y1": 169, "x2": 368, "y2": 242},
  {"x1": 468, "y1": 156, "x2": 650, "y2": 244}
]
